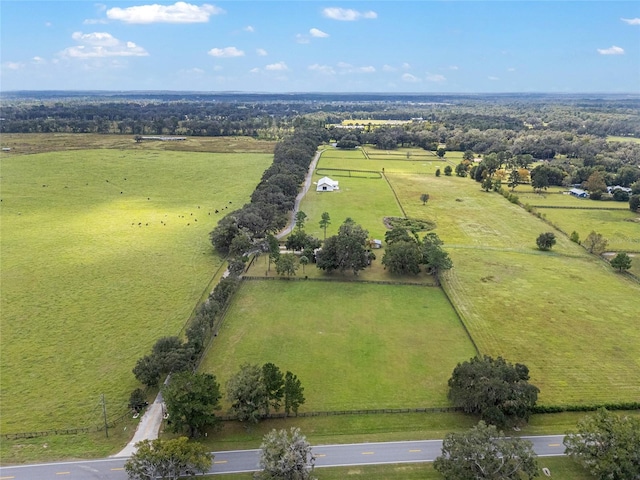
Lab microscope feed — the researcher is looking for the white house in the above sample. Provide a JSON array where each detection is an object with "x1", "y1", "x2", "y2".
[{"x1": 316, "y1": 176, "x2": 339, "y2": 192}]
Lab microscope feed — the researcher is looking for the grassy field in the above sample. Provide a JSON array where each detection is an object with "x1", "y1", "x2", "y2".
[
  {"x1": 0, "y1": 148, "x2": 272, "y2": 433},
  {"x1": 0, "y1": 133, "x2": 276, "y2": 155},
  {"x1": 388, "y1": 172, "x2": 640, "y2": 405},
  {"x1": 517, "y1": 187, "x2": 629, "y2": 209},
  {"x1": 536, "y1": 208, "x2": 640, "y2": 252},
  {"x1": 607, "y1": 135, "x2": 640, "y2": 143},
  {"x1": 199, "y1": 281, "x2": 477, "y2": 412},
  {"x1": 301, "y1": 170, "x2": 404, "y2": 241}
]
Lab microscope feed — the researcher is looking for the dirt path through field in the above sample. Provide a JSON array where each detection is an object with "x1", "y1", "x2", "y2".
[{"x1": 276, "y1": 149, "x2": 323, "y2": 239}]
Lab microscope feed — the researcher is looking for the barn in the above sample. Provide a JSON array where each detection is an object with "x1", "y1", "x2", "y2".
[{"x1": 316, "y1": 176, "x2": 339, "y2": 192}]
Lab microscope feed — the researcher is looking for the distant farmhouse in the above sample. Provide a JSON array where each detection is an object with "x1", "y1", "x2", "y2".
[
  {"x1": 607, "y1": 185, "x2": 632, "y2": 194},
  {"x1": 569, "y1": 188, "x2": 588, "y2": 198},
  {"x1": 316, "y1": 176, "x2": 339, "y2": 192}
]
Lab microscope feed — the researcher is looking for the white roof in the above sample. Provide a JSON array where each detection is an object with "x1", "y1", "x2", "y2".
[{"x1": 317, "y1": 176, "x2": 339, "y2": 186}]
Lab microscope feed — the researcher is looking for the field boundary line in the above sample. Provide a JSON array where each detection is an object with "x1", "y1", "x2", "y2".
[
  {"x1": 529, "y1": 205, "x2": 631, "y2": 211},
  {"x1": 439, "y1": 271, "x2": 481, "y2": 357},
  {"x1": 382, "y1": 172, "x2": 407, "y2": 218},
  {"x1": 242, "y1": 275, "x2": 437, "y2": 287}
]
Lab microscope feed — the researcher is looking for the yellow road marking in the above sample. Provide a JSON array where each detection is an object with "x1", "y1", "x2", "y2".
[
  {"x1": 1, "y1": 476, "x2": 16, "y2": 479},
  {"x1": 314, "y1": 454, "x2": 326, "y2": 457},
  {"x1": 548, "y1": 443, "x2": 561, "y2": 447},
  {"x1": 409, "y1": 449, "x2": 422, "y2": 452},
  {"x1": 111, "y1": 468, "x2": 124, "y2": 471},
  {"x1": 56, "y1": 473, "x2": 70, "y2": 476},
  {"x1": 361, "y1": 451, "x2": 375, "y2": 455},
  {"x1": 214, "y1": 460, "x2": 228, "y2": 464}
]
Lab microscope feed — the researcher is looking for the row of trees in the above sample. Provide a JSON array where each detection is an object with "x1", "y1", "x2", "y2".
[
  {"x1": 158, "y1": 362, "x2": 305, "y2": 439},
  {"x1": 210, "y1": 128, "x2": 328, "y2": 255}
]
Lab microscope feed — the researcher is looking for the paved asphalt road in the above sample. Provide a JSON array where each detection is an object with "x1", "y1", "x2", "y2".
[{"x1": 0, "y1": 435, "x2": 566, "y2": 479}]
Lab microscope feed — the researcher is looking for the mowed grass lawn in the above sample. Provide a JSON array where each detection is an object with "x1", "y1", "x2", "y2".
[
  {"x1": 200, "y1": 281, "x2": 476, "y2": 411},
  {"x1": 388, "y1": 172, "x2": 640, "y2": 405},
  {"x1": 0, "y1": 149, "x2": 271, "y2": 432}
]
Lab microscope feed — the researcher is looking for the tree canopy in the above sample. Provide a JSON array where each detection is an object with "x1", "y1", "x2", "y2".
[
  {"x1": 536, "y1": 232, "x2": 556, "y2": 251},
  {"x1": 124, "y1": 437, "x2": 212, "y2": 480},
  {"x1": 162, "y1": 371, "x2": 222, "y2": 438},
  {"x1": 255, "y1": 428, "x2": 316, "y2": 480},
  {"x1": 447, "y1": 355, "x2": 539, "y2": 428},
  {"x1": 434, "y1": 421, "x2": 538, "y2": 480},
  {"x1": 316, "y1": 219, "x2": 370, "y2": 275},
  {"x1": 564, "y1": 409, "x2": 640, "y2": 480}
]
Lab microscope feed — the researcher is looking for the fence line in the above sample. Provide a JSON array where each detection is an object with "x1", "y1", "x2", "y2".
[
  {"x1": 528, "y1": 205, "x2": 631, "y2": 211},
  {"x1": 382, "y1": 172, "x2": 407, "y2": 218},
  {"x1": 216, "y1": 406, "x2": 464, "y2": 421},
  {"x1": 242, "y1": 275, "x2": 436, "y2": 287}
]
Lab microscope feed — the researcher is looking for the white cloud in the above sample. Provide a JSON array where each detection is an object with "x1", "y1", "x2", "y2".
[
  {"x1": 208, "y1": 46, "x2": 244, "y2": 58},
  {"x1": 107, "y1": 2, "x2": 224, "y2": 24},
  {"x1": 597, "y1": 45, "x2": 625, "y2": 55},
  {"x1": 402, "y1": 63, "x2": 411, "y2": 70},
  {"x1": 310, "y1": 28, "x2": 329, "y2": 38},
  {"x1": 32, "y1": 56, "x2": 46, "y2": 64},
  {"x1": 383, "y1": 65, "x2": 396, "y2": 72},
  {"x1": 507, "y1": 67, "x2": 516, "y2": 72},
  {"x1": 265, "y1": 61, "x2": 288, "y2": 71},
  {"x1": 322, "y1": 7, "x2": 377, "y2": 21},
  {"x1": 426, "y1": 73, "x2": 446, "y2": 82},
  {"x1": 488, "y1": 76, "x2": 500, "y2": 81},
  {"x1": 402, "y1": 73, "x2": 420, "y2": 83},
  {"x1": 308, "y1": 64, "x2": 336, "y2": 75},
  {"x1": 250, "y1": 67, "x2": 260, "y2": 74},
  {"x1": 621, "y1": 18, "x2": 640, "y2": 25},
  {"x1": 4, "y1": 61, "x2": 25, "y2": 70},
  {"x1": 83, "y1": 18, "x2": 108, "y2": 25},
  {"x1": 244, "y1": 25, "x2": 255, "y2": 32},
  {"x1": 335, "y1": 62, "x2": 375, "y2": 74},
  {"x1": 59, "y1": 32, "x2": 148, "y2": 58},
  {"x1": 213, "y1": 65, "x2": 223, "y2": 71},
  {"x1": 296, "y1": 34, "x2": 310, "y2": 44},
  {"x1": 256, "y1": 48, "x2": 268, "y2": 56},
  {"x1": 72, "y1": 31, "x2": 119, "y2": 46},
  {"x1": 449, "y1": 65, "x2": 459, "y2": 70}
]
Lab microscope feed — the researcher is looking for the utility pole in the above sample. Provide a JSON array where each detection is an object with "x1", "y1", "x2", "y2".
[{"x1": 101, "y1": 394, "x2": 109, "y2": 438}]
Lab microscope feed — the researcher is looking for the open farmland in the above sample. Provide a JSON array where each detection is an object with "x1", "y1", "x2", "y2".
[
  {"x1": 389, "y1": 171, "x2": 640, "y2": 405},
  {"x1": 0, "y1": 148, "x2": 272, "y2": 432},
  {"x1": 514, "y1": 188, "x2": 639, "y2": 252},
  {"x1": 200, "y1": 281, "x2": 477, "y2": 411}
]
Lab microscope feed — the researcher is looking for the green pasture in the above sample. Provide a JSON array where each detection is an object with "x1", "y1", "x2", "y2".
[
  {"x1": 607, "y1": 135, "x2": 640, "y2": 143},
  {"x1": 387, "y1": 173, "x2": 640, "y2": 405},
  {"x1": 301, "y1": 172, "x2": 403, "y2": 241},
  {"x1": 517, "y1": 187, "x2": 629, "y2": 210},
  {"x1": 199, "y1": 281, "x2": 477, "y2": 412},
  {"x1": 536, "y1": 208, "x2": 640, "y2": 252},
  {"x1": 0, "y1": 149, "x2": 271, "y2": 433},
  {"x1": 318, "y1": 150, "x2": 448, "y2": 175},
  {"x1": 0, "y1": 133, "x2": 276, "y2": 156}
]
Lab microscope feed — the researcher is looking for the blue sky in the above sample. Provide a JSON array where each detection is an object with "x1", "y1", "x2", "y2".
[{"x1": 1, "y1": 1, "x2": 639, "y2": 93}]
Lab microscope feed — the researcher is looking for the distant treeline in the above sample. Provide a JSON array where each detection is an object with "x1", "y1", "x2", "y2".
[{"x1": 2, "y1": 93, "x2": 639, "y2": 138}]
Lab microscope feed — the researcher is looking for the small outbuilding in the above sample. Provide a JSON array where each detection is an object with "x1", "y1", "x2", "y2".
[
  {"x1": 569, "y1": 188, "x2": 588, "y2": 198},
  {"x1": 316, "y1": 176, "x2": 339, "y2": 192}
]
